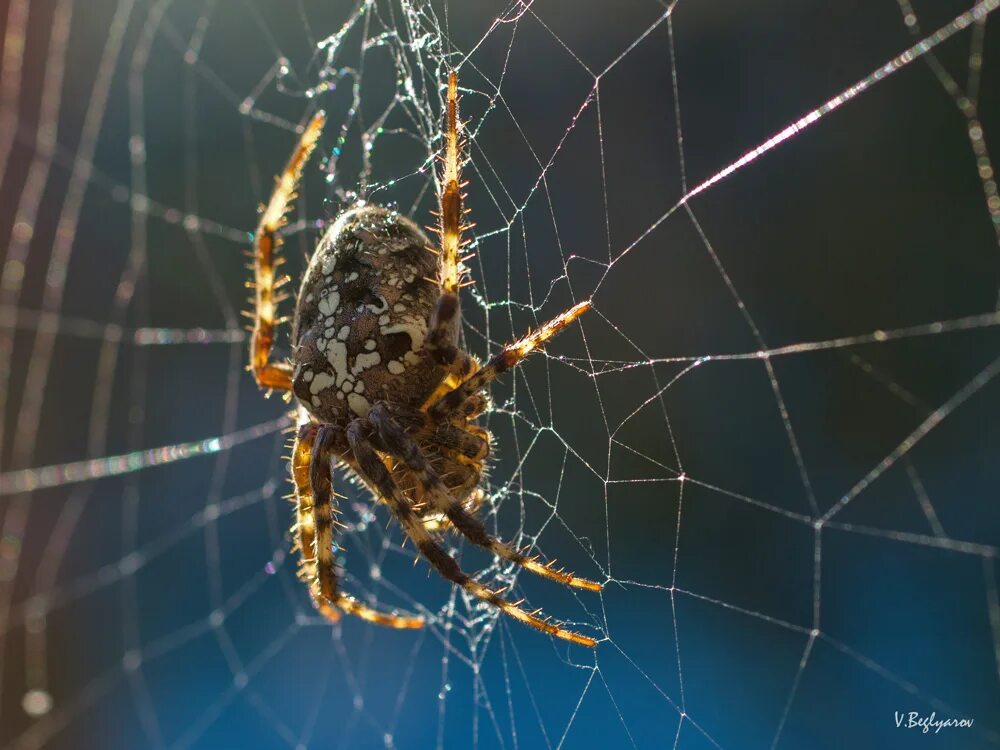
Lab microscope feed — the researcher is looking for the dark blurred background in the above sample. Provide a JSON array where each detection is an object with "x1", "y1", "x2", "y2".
[{"x1": 1, "y1": 1, "x2": 999, "y2": 748}]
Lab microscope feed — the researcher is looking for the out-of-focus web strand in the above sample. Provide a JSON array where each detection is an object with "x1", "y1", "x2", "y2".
[{"x1": 0, "y1": 417, "x2": 291, "y2": 495}]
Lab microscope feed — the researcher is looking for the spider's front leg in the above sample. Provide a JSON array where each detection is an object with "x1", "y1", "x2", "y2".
[
  {"x1": 425, "y1": 72, "x2": 469, "y2": 366},
  {"x1": 347, "y1": 418, "x2": 599, "y2": 647},
  {"x1": 292, "y1": 422, "x2": 423, "y2": 629},
  {"x1": 249, "y1": 112, "x2": 326, "y2": 392},
  {"x1": 428, "y1": 299, "x2": 591, "y2": 420}
]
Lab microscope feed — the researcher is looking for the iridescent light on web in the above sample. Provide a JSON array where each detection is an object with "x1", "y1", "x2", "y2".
[
  {"x1": 0, "y1": 416, "x2": 291, "y2": 495},
  {"x1": 132, "y1": 327, "x2": 245, "y2": 345}
]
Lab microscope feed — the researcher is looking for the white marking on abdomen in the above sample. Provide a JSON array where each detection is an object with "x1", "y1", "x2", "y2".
[{"x1": 381, "y1": 319, "x2": 426, "y2": 352}]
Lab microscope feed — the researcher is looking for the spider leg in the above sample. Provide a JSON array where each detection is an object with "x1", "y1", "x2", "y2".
[
  {"x1": 369, "y1": 402, "x2": 601, "y2": 592},
  {"x1": 250, "y1": 112, "x2": 326, "y2": 392},
  {"x1": 347, "y1": 419, "x2": 599, "y2": 647},
  {"x1": 419, "y1": 350, "x2": 479, "y2": 410},
  {"x1": 292, "y1": 422, "x2": 423, "y2": 629},
  {"x1": 428, "y1": 300, "x2": 591, "y2": 420},
  {"x1": 425, "y1": 72, "x2": 469, "y2": 365},
  {"x1": 430, "y1": 421, "x2": 489, "y2": 462},
  {"x1": 370, "y1": 401, "x2": 487, "y2": 462},
  {"x1": 455, "y1": 393, "x2": 489, "y2": 421}
]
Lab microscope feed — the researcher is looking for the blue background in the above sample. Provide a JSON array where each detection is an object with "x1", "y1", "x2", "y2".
[{"x1": 1, "y1": 1, "x2": 998, "y2": 748}]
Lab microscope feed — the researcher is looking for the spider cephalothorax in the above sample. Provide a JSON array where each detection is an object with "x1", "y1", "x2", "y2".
[{"x1": 248, "y1": 73, "x2": 601, "y2": 646}]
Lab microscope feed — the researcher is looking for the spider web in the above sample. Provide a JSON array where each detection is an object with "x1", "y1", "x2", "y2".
[{"x1": 1, "y1": 0, "x2": 1000, "y2": 748}]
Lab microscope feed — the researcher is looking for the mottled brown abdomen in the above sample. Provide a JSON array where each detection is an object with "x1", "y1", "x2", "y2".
[{"x1": 290, "y1": 205, "x2": 454, "y2": 425}]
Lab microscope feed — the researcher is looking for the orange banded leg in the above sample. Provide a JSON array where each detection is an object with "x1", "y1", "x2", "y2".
[
  {"x1": 438, "y1": 71, "x2": 466, "y2": 296},
  {"x1": 429, "y1": 300, "x2": 591, "y2": 420},
  {"x1": 365, "y1": 400, "x2": 487, "y2": 462},
  {"x1": 369, "y1": 403, "x2": 601, "y2": 592},
  {"x1": 347, "y1": 419, "x2": 599, "y2": 647},
  {"x1": 426, "y1": 72, "x2": 472, "y2": 364},
  {"x1": 249, "y1": 112, "x2": 326, "y2": 391},
  {"x1": 291, "y1": 423, "x2": 423, "y2": 629}
]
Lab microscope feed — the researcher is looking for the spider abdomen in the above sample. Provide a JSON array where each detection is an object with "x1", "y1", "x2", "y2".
[{"x1": 291, "y1": 205, "x2": 452, "y2": 423}]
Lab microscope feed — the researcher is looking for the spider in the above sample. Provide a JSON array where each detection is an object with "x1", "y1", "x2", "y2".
[{"x1": 248, "y1": 72, "x2": 600, "y2": 647}]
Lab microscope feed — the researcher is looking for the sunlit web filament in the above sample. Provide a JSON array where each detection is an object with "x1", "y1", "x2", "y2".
[
  {"x1": 683, "y1": 0, "x2": 1000, "y2": 203},
  {"x1": 0, "y1": 416, "x2": 291, "y2": 495}
]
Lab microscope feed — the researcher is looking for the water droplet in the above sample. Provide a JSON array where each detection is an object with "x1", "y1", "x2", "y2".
[{"x1": 22, "y1": 689, "x2": 53, "y2": 717}]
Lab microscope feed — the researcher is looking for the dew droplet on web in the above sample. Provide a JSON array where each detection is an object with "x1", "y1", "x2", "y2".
[{"x1": 22, "y1": 689, "x2": 53, "y2": 718}]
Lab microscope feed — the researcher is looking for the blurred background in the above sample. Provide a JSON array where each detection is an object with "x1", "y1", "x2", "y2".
[{"x1": 1, "y1": 1, "x2": 999, "y2": 748}]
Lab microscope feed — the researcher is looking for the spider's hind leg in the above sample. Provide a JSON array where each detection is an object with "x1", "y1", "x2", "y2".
[
  {"x1": 292, "y1": 422, "x2": 423, "y2": 629},
  {"x1": 347, "y1": 419, "x2": 599, "y2": 647}
]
